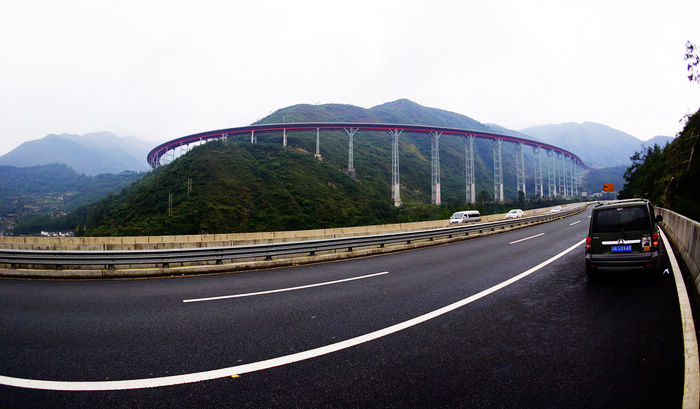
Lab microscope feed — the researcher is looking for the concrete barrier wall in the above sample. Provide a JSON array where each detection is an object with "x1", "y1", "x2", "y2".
[
  {"x1": 658, "y1": 207, "x2": 700, "y2": 296},
  {"x1": 0, "y1": 206, "x2": 563, "y2": 251}
]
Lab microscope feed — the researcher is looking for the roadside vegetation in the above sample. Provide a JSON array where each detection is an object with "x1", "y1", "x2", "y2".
[
  {"x1": 13, "y1": 140, "x2": 574, "y2": 236},
  {"x1": 619, "y1": 108, "x2": 700, "y2": 221}
]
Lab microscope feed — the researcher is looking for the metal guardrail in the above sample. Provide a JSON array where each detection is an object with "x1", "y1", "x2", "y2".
[{"x1": 0, "y1": 206, "x2": 584, "y2": 270}]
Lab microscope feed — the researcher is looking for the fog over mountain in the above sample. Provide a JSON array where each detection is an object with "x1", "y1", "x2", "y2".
[
  {"x1": 0, "y1": 132, "x2": 152, "y2": 175},
  {"x1": 520, "y1": 122, "x2": 672, "y2": 168}
]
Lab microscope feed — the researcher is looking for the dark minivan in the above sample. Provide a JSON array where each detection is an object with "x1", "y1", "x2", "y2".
[{"x1": 585, "y1": 199, "x2": 663, "y2": 278}]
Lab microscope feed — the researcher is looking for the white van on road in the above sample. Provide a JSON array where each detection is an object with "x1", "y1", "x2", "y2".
[{"x1": 450, "y1": 210, "x2": 481, "y2": 224}]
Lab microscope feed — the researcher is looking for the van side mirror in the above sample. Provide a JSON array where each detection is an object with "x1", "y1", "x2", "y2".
[{"x1": 655, "y1": 214, "x2": 663, "y2": 223}]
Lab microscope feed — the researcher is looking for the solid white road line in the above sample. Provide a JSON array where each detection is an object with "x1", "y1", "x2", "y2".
[
  {"x1": 658, "y1": 229, "x2": 699, "y2": 409},
  {"x1": 509, "y1": 233, "x2": 545, "y2": 245},
  {"x1": 569, "y1": 221, "x2": 581, "y2": 226},
  {"x1": 183, "y1": 271, "x2": 390, "y2": 303},
  {"x1": 0, "y1": 239, "x2": 585, "y2": 391}
]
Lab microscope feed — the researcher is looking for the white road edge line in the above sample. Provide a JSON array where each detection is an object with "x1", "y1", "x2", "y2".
[
  {"x1": 569, "y1": 221, "x2": 581, "y2": 226},
  {"x1": 658, "y1": 228, "x2": 699, "y2": 409},
  {"x1": 509, "y1": 232, "x2": 545, "y2": 245},
  {"x1": 183, "y1": 271, "x2": 390, "y2": 303},
  {"x1": 0, "y1": 239, "x2": 585, "y2": 391}
]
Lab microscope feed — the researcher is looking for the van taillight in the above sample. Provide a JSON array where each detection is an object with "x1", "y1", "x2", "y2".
[
  {"x1": 652, "y1": 232, "x2": 659, "y2": 248},
  {"x1": 585, "y1": 237, "x2": 591, "y2": 252}
]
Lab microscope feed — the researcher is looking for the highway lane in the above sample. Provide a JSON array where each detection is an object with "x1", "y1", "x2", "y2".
[{"x1": 0, "y1": 208, "x2": 685, "y2": 408}]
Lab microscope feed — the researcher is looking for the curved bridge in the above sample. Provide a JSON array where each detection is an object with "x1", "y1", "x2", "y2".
[{"x1": 147, "y1": 122, "x2": 590, "y2": 206}]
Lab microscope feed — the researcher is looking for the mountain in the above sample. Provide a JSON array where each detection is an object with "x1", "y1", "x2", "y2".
[
  {"x1": 0, "y1": 132, "x2": 152, "y2": 175},
  {"x1": 370, "y1": 99, "x2": 490, "y2": 130},
  {"x1": 486, "y1": 123, "x2": 541, "y2": 141},
  {"x1": 29, "y1": 99, "x2": 576, "y2": 236},
  {"x1": 257, "y1": 98, "x2": 528, "y2": 203},
  {"x1": 23, "y1": 99, "x2": 654, "y2": 235},
  {"x1": 258, "y1": 99, "x2": 496, "y2": 132},
  {"x1": 520, "y1": 122, "x2": 645, "y2": 168},
  {"x1": 641, "y1": 135, "x2": 674, "y2": 151}
]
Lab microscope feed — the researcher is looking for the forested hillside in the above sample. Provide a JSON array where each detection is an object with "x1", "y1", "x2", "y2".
[
  {"x1": 619, "y1": 108, "x2": 700, "y2": 221},
  {"x1": 1, "y1": 164, "x2": 144, "y2": 234},
  {"x1": 13, "y1": 99, "x2": 581, "y2": 235}
]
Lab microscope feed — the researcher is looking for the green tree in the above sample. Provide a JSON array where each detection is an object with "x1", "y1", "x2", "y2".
[{"x1": 685, "y1": 41, "x2": 700, "y2": 83}]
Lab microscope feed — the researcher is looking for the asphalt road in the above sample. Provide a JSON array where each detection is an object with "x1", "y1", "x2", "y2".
[{"x1": 0, "y1": 208, "x2": 685, "y2": 408}]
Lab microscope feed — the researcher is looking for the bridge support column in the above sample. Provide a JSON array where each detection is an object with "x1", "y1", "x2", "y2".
[
  {"x1": 491, "y1": 138, "x2": 504, "y2": 202},
  {"x1": 532, "y1": 146, "x2": 543, "y2": 199},
  {"x1": 567, "y1": 157, "x2": 572, "y2": 198},
  {"x1": 250, "y1": 130, "x2": 256, "y2": 144},
  {"x1": 344, "y1": 128, "x2": 358, "y2": 179},
  {"x1": 283, "y1": 128, "x2": 287, "y2": 148},
  {"x1": 388, "y1": 129, "x2": 403, "y2": 207},
  {"x1": 558, "y1": 153, "x2": 566, "y2": 198},
  {"x1": 315, "y1": 128, "x2": 322, "y2": 161},
  {"x1": 578, "y1": 164, "x2": 584, "y2": 195},
  {"x1": 430, "y1": 131, "x2": 442, "y2": 205},
  {"x1": 465, "y1": 135, "x2": 475, "y2": 204},
  {"x1": 515, "y1": 142, "x2": 526, "y2": 198},
  {"x1": 562, "y1": 155, "x2": 568, "y2": 198},
  {"x1": 564, "y1": 156, "x2": 574, "y2": 197},
  {"x1": 572, "y1": 159, "x2": 577, "y2": 197},
  {"x1": 547, "y1": 150, "x2": 556, "y2": 198}
]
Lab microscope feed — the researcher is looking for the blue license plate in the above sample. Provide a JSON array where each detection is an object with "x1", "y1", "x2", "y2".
[{"x1": 611, "y1": 245, "x2": 632, "y2": 252}]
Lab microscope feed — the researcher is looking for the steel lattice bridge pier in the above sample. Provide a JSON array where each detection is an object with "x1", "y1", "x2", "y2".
[{"x1": 147, "y1": 122, "x2": 590, "y2": 206}]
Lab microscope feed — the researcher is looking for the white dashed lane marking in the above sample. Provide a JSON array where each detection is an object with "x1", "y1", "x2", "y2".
[
  {"x1": 509, "y1": 233, "x2": 545, "y2": 245},
  {"x1": 183, "y1": 271, "x2": 390, "y2": 303}
]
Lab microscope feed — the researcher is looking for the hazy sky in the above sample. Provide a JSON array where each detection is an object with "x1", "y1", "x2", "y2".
[{"x1": 1, "y1": 0, "x2": 698, "y2": 157}]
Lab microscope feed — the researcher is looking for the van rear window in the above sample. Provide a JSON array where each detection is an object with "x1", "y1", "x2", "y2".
[{"x1": 592, "y1": 206, "x2": 650, "y2": 233}]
